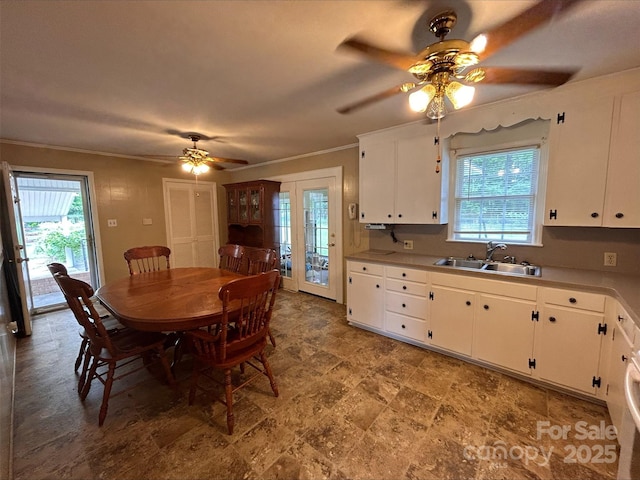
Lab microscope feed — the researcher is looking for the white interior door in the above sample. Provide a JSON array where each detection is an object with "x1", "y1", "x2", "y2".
[
  {"x1": 296, "y1": 178, "x2": 337, "y2": 300},
  {"x1": 1, "y1": 162, "x2": 32, "y2": 335},
  {"x1": 163, "y1": 179, "x2": 219, "y2": 268}
]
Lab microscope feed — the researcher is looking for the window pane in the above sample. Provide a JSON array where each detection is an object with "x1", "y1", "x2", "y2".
[{"x1": 453, "y1": 146, "x2": 539, "y2": 244}]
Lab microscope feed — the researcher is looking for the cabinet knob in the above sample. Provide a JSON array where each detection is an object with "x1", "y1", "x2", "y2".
[
  {"x1": 591, "y1": 212, "x2": 599, "y2": 218},
  {"x1": 622, "y1": 355, "x2": 628, "y2": 362},
  {"x1": 402, "y1": 273, "x2": 406, "y2": 277},
  {"x1": 402, "y1": 285, "x2": 407, "y2": 290},
  {"x1": 619, "y1": 315, "x2": 625, "y2": 323},
  {"x1": 362, "y1": 267, "x2": 367, "y2": 271},
  {"x1": 616, "y1": 212, "x2": 624, "y2": 219},
  {"x1": 549, "y1": 316, "x2": 557, "y2": 322},
  {"x1": 398, "y1": 214, "x2": 403, "y2": 218},
  {"x1": 376, "y1": 284, "x2": 380, "y2": 288},
  {"x1": 466, "y1": 301, "x2": 471, "y2": 306},
  {"x1": 388, "y1": 214, "x2": 392, "y2": 218},
  {"x1": 401, "y1": 324, "x2": 406, "y2": 329},
  {"x1": 483, "y1": 305, "x2": 489, "y2": 310},
  {"x1": 569, "y1": 297, "x2": 577, "y2": 304},
  {"x1": 402, "y1": 303, "x2": 406, "y2": 308}
]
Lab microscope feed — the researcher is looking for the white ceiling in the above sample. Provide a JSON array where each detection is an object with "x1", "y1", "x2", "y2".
[{"x1": 2, "y1": 0, "x2": 640, "y2": 168}]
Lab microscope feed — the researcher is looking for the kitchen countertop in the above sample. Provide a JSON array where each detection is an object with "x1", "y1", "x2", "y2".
[{"x1": 346, "y1": 250, "x2": 640, "y2": 326}]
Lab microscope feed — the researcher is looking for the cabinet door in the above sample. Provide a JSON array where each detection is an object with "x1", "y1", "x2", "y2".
[
  {"x1": 429, "y1": 286, "x2": 475, "y2": 356},
  {"x1": 238, "y1": 188, "x2": 249, "y2": 223},
  {"x1": 604, "y1": 90, "x2": 640, "y2": 227},
  {"x1": 347, "y1": 272, "x2": 384, "y2": 329},
  {"x1": 474, "y1": 294, "x2": 536, "y2": 375},
  {"x1": 359, "y1": 138, "x2": 395, "y2": 223},
  {"x1": 227, "y1": 187, "x2": 239, "y2": 223},
  {"x1": 544, "y1": 98, "x2": 614, "y2": 226},
  {"x1": 534, "y1": 306, "x2": 605, "y2": 394},
  {"x1": 606, "y1": 324, "x2": 633, "y2": 436},
  {"x1": 249, "y1": 186, "x2": 263, "y2": 224},
  {"x1": 395, "y1": 135, "x2": 438, "y2": 224}
]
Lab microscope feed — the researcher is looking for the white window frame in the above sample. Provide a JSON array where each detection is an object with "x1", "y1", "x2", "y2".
[{"x1": 448, "y1": 138, "x2": 548, "y2": 247}]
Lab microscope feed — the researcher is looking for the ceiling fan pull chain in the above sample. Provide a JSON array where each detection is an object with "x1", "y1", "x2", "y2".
[{"x1": 435, "y1": 116, "x2": 442, "y2": 174}]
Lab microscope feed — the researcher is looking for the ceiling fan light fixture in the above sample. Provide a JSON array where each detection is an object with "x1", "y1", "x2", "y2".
[
  {"x1": 470, "y1": 34, "x2": 487, "y2": 54},
  {"x1": 409, "y1": 84, "x2": 436, "y2": 112},
  {"x1": 445, "y1": 81, "x2": 475, "y2": 110},
  {"x1": 181, "y1": 161, "x2": 210, "y2": 176},
  {"x1": 426, "y1": 93, "x2": 447, "y2": 120}
]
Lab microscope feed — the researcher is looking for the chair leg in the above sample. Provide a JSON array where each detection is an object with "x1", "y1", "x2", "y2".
[
  {"x1": 98, "y1": 363, "x2": 116, "y2": 426},
  {"x1": 78, "y1": 346, "x2": 93, "y2": 394},
  {"x1": 267, "y1": 328, "x2": 276, "y2": 348},
  {"x1": 224, "y1": 369, "x2": 234, "y2": 435},
  {"x1": 75, "y1": 338, "x2": 88, "y2": 372},
  {"x1": 260, "y1": 351, "x2": 279, "y2": 397},
  {"x1": 80, "y1": 356, "x2": 98, "y2": 400},
  {"x1": 156, "y1": 346, "x2": 176, "y2": 387}
]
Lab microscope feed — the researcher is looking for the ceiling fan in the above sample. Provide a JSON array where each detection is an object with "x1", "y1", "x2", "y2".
[
  {"x1": 337, "y1": 0, "x2": 583, "y2": 119},
  {"x1": 179, "y1": 134, "x2": 248, "y2": 175}
]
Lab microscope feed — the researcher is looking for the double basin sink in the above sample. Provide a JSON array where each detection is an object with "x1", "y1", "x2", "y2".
[{"x1": 434, "y1": 257, "x2": 541, "y2": 276}]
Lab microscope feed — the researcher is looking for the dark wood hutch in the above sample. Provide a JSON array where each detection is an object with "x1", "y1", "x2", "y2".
[{"x1": 223, "y1": 180, "x2": 280, "y2": 273}]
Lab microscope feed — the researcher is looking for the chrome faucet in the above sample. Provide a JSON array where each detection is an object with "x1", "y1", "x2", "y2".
[{"x1": 486, "y1": 241, "x2": 507, "y2": 261}]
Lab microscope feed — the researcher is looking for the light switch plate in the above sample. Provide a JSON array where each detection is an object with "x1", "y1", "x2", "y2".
[{"x1": 142, "y1": 218, "x2": 152, "y2": 225}]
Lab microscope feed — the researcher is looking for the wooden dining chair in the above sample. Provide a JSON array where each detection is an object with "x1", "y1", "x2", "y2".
[
  {"x1": 47, "y1": 263, "x2": 122, "y2": 379},
  {"x1": 124, "y1": 245, "x2": 171, "y2": 275},
  {"x1": 218, "y1": 244, "x2": 245, "y2": 273},
  {"x1": 186, "y1": 270, "x2": 281, "y2": 435},
  {"x1": 246, "y1": 248, "x2": 279, "y2": 347},
  {"x1": 55, "y1": 273, "x2": 176, "y2": 426}
]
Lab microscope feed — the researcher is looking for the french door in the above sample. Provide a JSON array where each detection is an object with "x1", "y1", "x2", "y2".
[{"x1": 278, "y1": 176, "x2": 339, "y2": 301}]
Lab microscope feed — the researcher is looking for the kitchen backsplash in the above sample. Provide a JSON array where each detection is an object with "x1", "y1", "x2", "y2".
[{"x1": 368, "y1": 224, "x2": 640, "y2": 275}]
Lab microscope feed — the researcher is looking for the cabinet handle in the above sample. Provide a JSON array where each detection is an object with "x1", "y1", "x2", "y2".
[
  {"x1": 387, "y1": 214, "x2": 392, "y2": 218},
  {"x1": 569, "y1": 297, "x2": 577, "y2": 304},
  {"x1": 376, "y1": 284, "x2": 380, "y2": 288},
  {"x1": 466, "y1": 301, "x2": 471, "y2": 306},
  {"x1": 401, "y1": 324, "x2": 406, "y2": 329},
  {"x1": 619, "y1": 315, "x2": 625, "y2": 323},
  {"x1": 591, "y1": 212, "x2": 599, "y2": 218},
  {"x1": 402, "y1": 273, "x2": 406, "y2": 277},
  {"x1": 402, "y1": 303, "x2": 406, "y2": 308},
  {"x1": 402, "y1": 285, "x2": 407, "y2": 290},
  {"x1": 362, "y1": 267, "x2": 367, "y2": 271},
  {"x1": 622, "y1": 355, "x2": 628, "y2": 362},
  {"x1": 616, "y1": 212, "x2": 624, "y2": 219},
  {"x1": 549, "y1": 316, "x2": 557, "y2": 322},
  {"x1": 398, "y1": 214, "x2": 403, "y2": 218},
  {"x1": 483, "y1": 305, "x2": 489, "y2": 310}
]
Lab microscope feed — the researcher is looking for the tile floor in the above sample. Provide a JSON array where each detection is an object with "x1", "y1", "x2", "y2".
[{"x1": 13, "y1": 290, "x2": 619, "y2": 480}]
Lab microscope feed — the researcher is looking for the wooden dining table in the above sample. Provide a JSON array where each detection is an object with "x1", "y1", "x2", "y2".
[{"x1": 95, "y1": 267, "x2": 245, "y2": 332}]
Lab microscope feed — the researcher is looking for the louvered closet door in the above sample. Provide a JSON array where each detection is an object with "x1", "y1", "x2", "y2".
[{"x1": 163, "y1": 179, "x2": 219, "y2": 268}]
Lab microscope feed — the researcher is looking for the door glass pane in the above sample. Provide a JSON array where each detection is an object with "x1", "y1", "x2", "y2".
[
  {"x1": 303, "y1": 188, "x2": 329, "y2": 286},
  {"x1": 16, "y1": 174, "x2": 94, "y2": 311},
  {"x1": 238, "y1": 189, "x2": 248, "y2": 222},
  {"x1": 278, "y1": 192, "x2": 292, "y2": 279},
  {"x1": 250, "y1": 188, "x2": 261, "y2": 222}
]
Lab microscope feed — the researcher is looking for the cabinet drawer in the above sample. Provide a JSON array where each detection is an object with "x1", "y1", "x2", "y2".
[
  {"x1": 616, "y1": 303, "x2": 635, "y2": 342},
  {"x1": 348, "y1": 261, "x2": 384, "y2": 276},
  {"x1": 385, "y1": 292, "x2": 428, "y2": 319},
  {"x1": 386, "y1": 278, "x2": 428, "y2": 297},
  {"x1": 385, "y1": 266, "x2": 428, "y2": 283},
  {"x1": 541, "y1": 288, "x2": 605, "y2": 312},
  {"x1": 386, "y1": 312, "x2": 427, "y2": 342}
]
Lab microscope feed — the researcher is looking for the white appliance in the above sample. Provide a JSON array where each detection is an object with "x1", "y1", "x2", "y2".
[{"x1": 620, "y1": 341, "x2": 640, "y2": 479}]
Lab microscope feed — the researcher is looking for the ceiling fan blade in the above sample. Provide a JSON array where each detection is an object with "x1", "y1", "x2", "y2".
[
  {"x1": 475, "y1": 0, "x2": 585, "y2": 61},
  {"x1": 338, "y1": 37, "x2": 419, "y2": 70},
  {"x1": 206, "y1": 156, "x2": 249, "y2": 165},
  {"x1": 478, "y1": 67, "x2": 577, "y2": 85},
  {"x1": 337, "y1": 83, "x2": 417, "y2": 114}
]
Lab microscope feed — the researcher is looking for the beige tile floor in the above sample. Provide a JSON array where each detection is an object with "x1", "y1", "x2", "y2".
[{"x1": 13, "y1": 290, "x2": 619, "y2": 480}]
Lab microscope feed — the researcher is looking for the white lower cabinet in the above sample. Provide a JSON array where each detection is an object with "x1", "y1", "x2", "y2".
[
  {"x1": 533, "y1": 288, "x2": 608, "y2": 396},
  {"x1": 346, "y1": 260, "x2": 625, "y2": 401},
  {"x1": 606, "y1": 306, "x2": 634, "y2": 437},
  {"x1": 429, "y1": 285, "x2": 475, "y2": 356},
  {"x1": 474, "y1": 294, "x2": 537, "y2": 376},
  {"x1": 346, "y1": 261, "x2": 384, "y2": 330},
  {"x1": 384, "y1": 266, "x2": 429, "y2": 343}
]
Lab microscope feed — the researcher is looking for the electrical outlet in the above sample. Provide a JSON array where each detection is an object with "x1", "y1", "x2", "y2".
[
  {"x1": 604, "y1": 252, "x2": 617, "y2": 267},
  {"x1": 107, "y1": 219, "x2": 117, "y2": 227},
  {"x1": 403, "y1": 240, "x2": 414, "y2": 250}
]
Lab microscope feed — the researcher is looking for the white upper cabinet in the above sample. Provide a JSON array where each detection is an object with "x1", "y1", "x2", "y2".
[
  {"x1": 544, "y1": 98, "x2": 614, "y2": 226},
  {"x1": 545, "y1": 90, "x2": 640, "y2": 227},
  {"x1": 358, "y1": 125, "x2": 447, "y2": 224},
  {"x1": 604, "y1": 90, "x2": 640, "y2": 227}
]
